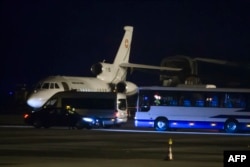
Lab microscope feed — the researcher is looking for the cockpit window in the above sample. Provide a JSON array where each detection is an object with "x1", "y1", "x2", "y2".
[
  {"x1": 35, "y1": 82, "x2": 60, "y2": 89},
  {"x1": 50, "y1": 83, "x2": 55, "y2": 89},
  {"x1": 35, "y1": 83, "x2": 42, "y2": 89},
  {"x1": 49, "y1": 83, "x2": 60, "y2": 89},
  {"x1": 42, "y1": 83, "x2": 50, "y2": 89}
]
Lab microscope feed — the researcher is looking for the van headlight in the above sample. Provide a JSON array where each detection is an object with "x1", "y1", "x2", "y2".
[{"x1": 83, "y1": 117, "x2": 94, "y2": 123}]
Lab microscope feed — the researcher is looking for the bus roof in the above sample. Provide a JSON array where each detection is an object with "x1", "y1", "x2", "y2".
[{"x1": 138, "y1": 85, "x2": 250, "y2": 93}]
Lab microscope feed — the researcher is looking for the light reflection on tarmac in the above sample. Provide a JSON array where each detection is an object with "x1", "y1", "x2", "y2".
[
  {"x1": 0, "y1": 125, "x2": 249, "y2": 167},
  {"x1": 2, "y1": 125, "x2": 250, "y2": 136}
]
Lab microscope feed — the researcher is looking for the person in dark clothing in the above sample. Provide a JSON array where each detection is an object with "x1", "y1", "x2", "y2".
[{"x1": 66, "y1": 106, "x2": 76, "y2": 129}]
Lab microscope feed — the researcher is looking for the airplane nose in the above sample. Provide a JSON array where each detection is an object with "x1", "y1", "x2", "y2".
[{"x1": 27, "y1": 97, "x2": 45, "y2": 108}]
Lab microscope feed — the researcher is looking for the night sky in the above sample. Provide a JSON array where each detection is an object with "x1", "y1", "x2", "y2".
[{"x1": 2, "y1": 0, "x2": 250, "y2": 94}]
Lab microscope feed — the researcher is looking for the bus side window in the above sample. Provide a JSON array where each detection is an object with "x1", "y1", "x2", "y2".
[
  {"x1": 140, "y1": 95, "x2": 150, "y2": 112},
  {"x1": 193, "y1": 93, "x2": 204, "y2": 107},
  {"x1": 179, "y1": 95, "x2": 191, "y2": 107},
  {"x1": 224, "y1": 94, "x2": 246, "y2": 108},
  {"x1": 162, "y1": 96, "x2": 178, "y2": 106},
  {"x1": 211, "y1": 97, "x2": 218, "y2": 107},
  {"x1": 183, "y1": 100, "x2": 191, "y2": 106},
  {"x1": 238, "y1": 100, "x2": 246, "y2": 108},
  {"x1": 206, "y1": 95, "x2": 218, "y2": 107},
  {"x1": 223, "y1": 94, "x2": 232, "y2": 108},
  {"x1": 195, "y1": 100, "x2": 204, "y2": 107},
  {"x1": 233, "y1": 95, "x2": 246, "y2": 108},
  {"x1": 170, "y1": 99, "x2": 178, "y2": 106},
  {"x1": 140, "y1": 105, "x2": 150, "y2": 111}
]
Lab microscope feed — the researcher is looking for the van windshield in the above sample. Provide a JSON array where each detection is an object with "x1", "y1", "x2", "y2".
[
  {"x1": 118, "y1": 99, "x2": 127, "y2": 110},
  {"x1": 62, "y1": 98, "x2": 115, "y2": 110},
  {"x1": 44, "y1": 99, "x2": 57, "y2": 108}
]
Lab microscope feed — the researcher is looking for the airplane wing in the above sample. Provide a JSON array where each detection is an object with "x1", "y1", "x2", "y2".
[
  {"x1": 119, "y1": 63, "x2": 182, "y2": 71},
  {"x1": 194, "y1": 58, "x2": 238, "y2": 66}
]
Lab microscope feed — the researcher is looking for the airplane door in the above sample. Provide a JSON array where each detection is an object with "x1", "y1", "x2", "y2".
[{"x1": 61, "y1": 82, "x2": 70, "y2": 91}]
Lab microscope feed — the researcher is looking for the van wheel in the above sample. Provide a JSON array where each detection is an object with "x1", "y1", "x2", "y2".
[
  {"x1": 43, "y1": 124, "x2": 51, "y2": 129},
  {"x1": 114, "y1": 124, "x2": 121, "y2": 128},
  {"x1": 224, "y1": 119, "x2": 238, "y2": 133},
  {"x1": 86, "y1": 124, "x2": 93, "y2": 130},
  {"x1": 75, "y1": 120, "x2": 84, "y2": 129},
  {"x1": 103, "y1": 125, "x2": 112, "y2": 129},
  {"x1": 33, "y1": 120, "x2": 42, "y2": 129},
  {"x1": 154, "y1": 118, "x2": 169, "y2": 131}
]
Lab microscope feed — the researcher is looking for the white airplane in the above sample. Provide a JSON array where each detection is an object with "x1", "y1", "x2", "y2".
[{"x1": 27, "y1": 26, "x2": 181, "y2": 109}]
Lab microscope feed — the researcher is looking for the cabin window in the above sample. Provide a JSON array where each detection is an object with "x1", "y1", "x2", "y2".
[{"x1": 55, "y1": 83, "x2": 60, "y2": 89}]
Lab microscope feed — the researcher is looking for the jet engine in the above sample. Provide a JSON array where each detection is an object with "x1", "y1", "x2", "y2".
[
  {"x1": 91, "y1": 62, "x2": 115, "y2": 82},
  {"x1": 91, "y1": 63, "x2": 103, "y2": 76},
  {"x1": 91, "y1": 62, "x2": 138, "y2": 96},
  {"x1": 115, "y1": 82, "x2": 126, "y2": 93},
  {"x1": 112, "y1": 81, "x2": 137, "y2": 96}
]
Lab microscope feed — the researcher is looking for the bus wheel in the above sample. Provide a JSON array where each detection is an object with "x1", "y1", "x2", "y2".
[
  {"x1": 224, "y1": 119, "x2": 238, "y2": 133},
  {"x1": 155, "y1": 118, "x2": 169, "y2": 131}
]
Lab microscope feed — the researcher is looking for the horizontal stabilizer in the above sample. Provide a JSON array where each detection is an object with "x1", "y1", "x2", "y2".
[{"x1": 120, "y1": 63, "x2": 182, "y2": 71}]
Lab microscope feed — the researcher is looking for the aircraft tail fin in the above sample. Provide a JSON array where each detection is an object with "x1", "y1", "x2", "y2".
[
  {"x1": 113, "y1": 26, "x2": 133, "y2": 65},
  {"x1": 93, "y1": 26, "x2": 133, "y2": 83}
]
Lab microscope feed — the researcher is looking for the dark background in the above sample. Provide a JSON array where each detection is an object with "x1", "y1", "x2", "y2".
[{"x1": 1, "y1": 0, "x2": 250, "y2": 111}]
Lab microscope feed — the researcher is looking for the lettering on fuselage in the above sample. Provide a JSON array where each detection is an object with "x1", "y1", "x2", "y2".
[
  {"x1": 71, "y1": 82, "x2": 84, "y2": 84},
  {"x1": 75, "y1": 88, "x2": 108, "y2": 92}
]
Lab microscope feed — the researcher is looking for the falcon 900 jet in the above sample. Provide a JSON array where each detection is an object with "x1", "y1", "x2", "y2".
[{"x1": 27, "y1": 26, "x2": 181, "y2": 109}]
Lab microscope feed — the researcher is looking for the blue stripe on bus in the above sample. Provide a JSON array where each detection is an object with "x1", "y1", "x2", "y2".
[
  {"x1": 169, "y1": 120, "x2": 224, "y2": 129},
  {"x1": 134, "y1": 119, "x2": 154, "y2": 128},
  {"x1": 135, "y1": 119, "x2": 250, "y2": 131},
  {"x1": 235, "y1": 109, "x2": 250, "y2": 112},
  {"x1": 210, "y1": 115, "x2": 250, "y2": 119}
]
